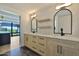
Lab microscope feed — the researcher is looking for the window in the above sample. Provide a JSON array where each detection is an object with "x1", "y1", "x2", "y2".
[
  {"x1": 0, "y1": 10, "x2": 20, "y2": 36},
  {"x1": 0, "y1": 20, "x2": 20, "y2": 36}
]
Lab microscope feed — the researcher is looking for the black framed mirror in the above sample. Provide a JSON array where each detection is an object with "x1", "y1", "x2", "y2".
[
  {"x1": 31, "y1": 17, "x2": 37, "y2": 33},
  {"x1": 54, "y1": 8, "x2": 72, "y2": 36}
]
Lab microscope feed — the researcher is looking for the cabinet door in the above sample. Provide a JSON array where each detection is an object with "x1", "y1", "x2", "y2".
[
  {"x1": 59, "y1": 40, "x2": 79, "y2": 56},
  {"x1": 24, "y1": 35, "x2": 29, "y2": 47},
  {"x1": 62, "y1": 45, "x2": 79, "y2": 56},
  {"x1": 24, "y1": 35, "x2": 32, "y2": 48},
  {"x1": 47, "y1": 38, "x2": 58, "y2": 56}
]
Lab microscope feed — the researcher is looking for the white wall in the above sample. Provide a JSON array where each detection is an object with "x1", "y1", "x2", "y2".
[
  {"x1": 20, "y1": 12, "x2": 31, "y2": 46},
  {"x1": 68, "y1": 4, "x2": 79, "y2": 37},
  {"x1": 25, "y1": 4, "x2": 79, "y2": 38},
  {"x1": 35, "y1": 6, "x2": 55, "y2": 35}
]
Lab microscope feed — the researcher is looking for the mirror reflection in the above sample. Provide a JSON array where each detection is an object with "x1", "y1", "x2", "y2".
[
  {"x1": 31, "y1": 17, "x2": 37, "y2": 33},
  {"x1": 54, "y1": 9, "x2": 72, "y2": 35}
]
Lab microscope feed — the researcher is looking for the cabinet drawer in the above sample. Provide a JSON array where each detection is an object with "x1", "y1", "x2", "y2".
[
  {"x1": 32, "y1": 36, "x2": 37, "y2": 40},
  {"x1": 31, "y1": 39, "x2": 38, "y2": 43},
  {"x1": 38, "y1": 42, "x2": 46, "y2": 48},
  {"x1": 38, "y1": 36, "x2": 46, "y2": 44},
  {"x1": 31, "y1": 46, "x2": 37, "y2": 50},
  {"x1": 31, "y1": 40, "x2": 37, "y2": 44},
  {"x1": 31, "y1": 44, "x2": 38, "y2": 52},
  {"x1": 31, "y1": 41, "x2": 37, "y2": 46},
  {"x1": 38, "y1": 47, "x2": 46, "y2": 55},
  {"x1": 31, "y1": 36, "x2": 38, "y2": 42}
]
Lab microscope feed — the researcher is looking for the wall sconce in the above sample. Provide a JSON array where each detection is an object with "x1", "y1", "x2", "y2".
[{"x1": 56, "y1": 3, "x2": 72, "y2": 10}]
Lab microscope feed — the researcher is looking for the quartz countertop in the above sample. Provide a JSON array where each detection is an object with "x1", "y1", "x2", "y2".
[{"x1": 25, "y1": 33, "x2": 79, "y2": 42}]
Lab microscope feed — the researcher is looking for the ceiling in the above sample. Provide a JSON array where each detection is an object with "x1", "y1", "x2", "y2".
[{"x1": 0, "y1": 3, "x2": 61, "y2": 13}]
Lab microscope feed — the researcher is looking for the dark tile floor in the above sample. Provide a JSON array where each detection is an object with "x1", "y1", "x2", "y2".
[{"x1": 0, "y1": 47, "x2": 40, "y2": 56}]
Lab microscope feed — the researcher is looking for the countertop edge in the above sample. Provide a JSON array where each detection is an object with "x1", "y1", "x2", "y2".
[{"x1": 24, "y1": 33, "x2": 79, "y2": 42}]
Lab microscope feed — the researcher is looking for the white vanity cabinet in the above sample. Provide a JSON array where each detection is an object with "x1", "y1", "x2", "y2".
[
  {"x1": 30, "y1": 35, "x2": 38, "y2": 52},
  {"x1": 37, "y1": 36, "x2": 47, "y2": 55},
  {"x1": 58, "y1": 40, "x2": 79, "y2": 56},
  {"x1": 47, "y1": 38, "x2": 79, "y2": 56},
  {"x1": 24, "y1": 34, "x2": 32, "y2": 48},
  {"x1": 24, "y1": 34, "x2": 79, "y2": 56},
  {"x1": 61, "y1": 45, "x2": 79, "y2": 56},
  {"x1": 24, "y1": 34, "x2": 47, "y2": 56},
  {"x1": 47, "y1": 38, "x2": 61, "y2": 56}
]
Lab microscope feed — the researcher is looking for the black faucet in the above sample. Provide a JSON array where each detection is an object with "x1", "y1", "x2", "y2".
[{"x1": 60, "y1": 28, "x2": 64, "y2": 36}]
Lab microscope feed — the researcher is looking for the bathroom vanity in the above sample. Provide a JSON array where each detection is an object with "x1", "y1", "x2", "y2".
[
  {"x1": 24, "y1": 7, "x2": 78, "y2": 56},
  {"x1": 0, "y1": 32, "x2": 10, "y2": 46},
  {"x1": 24, "y1": 33, "x2": 79, "y2": 56}
]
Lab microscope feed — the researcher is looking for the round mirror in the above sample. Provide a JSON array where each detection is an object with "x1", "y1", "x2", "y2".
[{"x1": 54, "y1": 9, "x2": 72, "y2": 36}]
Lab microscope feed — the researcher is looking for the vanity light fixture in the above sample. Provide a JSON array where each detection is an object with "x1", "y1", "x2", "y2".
[
  {"x1": 31, "y1": 14, "x2": 36, "y2": 18},
  {"x1": 56, "y1": 3, "x2": 72, "y2": 10},
  {"x1": 28, "y1": 9, "x2": 36, "y2": 14}
]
